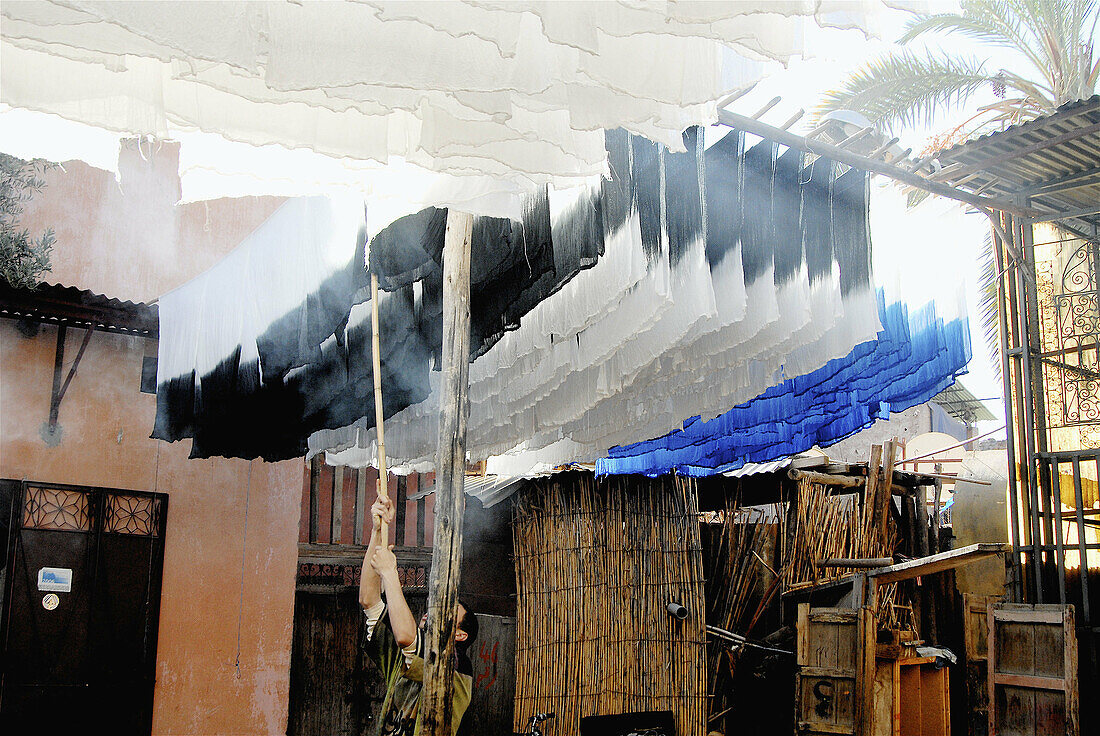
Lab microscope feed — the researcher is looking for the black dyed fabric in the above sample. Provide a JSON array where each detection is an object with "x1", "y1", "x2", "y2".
[
  {"x1": 153, "y1": 126, "x2": 874, "y2": 462},
  {"x1": 740, "y1": 140, "x2": 776, "y2": 286},
  {"x1": 772, "y1": 147, "x2": 804, "y2": 283},
  {"x1": 703, "y1": 129, "x2": 743, "y2": 270},
  {"x1": 831, "y1": 167, "x2": 873, "y2": 296},
  {"x1": 801, "y1": 158, "x2": 835, "y2": 285}
]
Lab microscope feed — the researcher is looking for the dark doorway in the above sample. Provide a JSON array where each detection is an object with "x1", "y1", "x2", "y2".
[{"x1": 0, "y1": 480, "x2": 168, "y2": 735}]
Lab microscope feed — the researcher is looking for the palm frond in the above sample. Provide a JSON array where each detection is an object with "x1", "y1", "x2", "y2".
[
  {"x1": 815, "y1": 51, "x2": 993, "y2": 133},
  {"x1": 976, "y1": 230, "x2": 1003, "y2": 383},
  {"x1": 900, "y1": 10, "x2": 1016, "y2": 48}
]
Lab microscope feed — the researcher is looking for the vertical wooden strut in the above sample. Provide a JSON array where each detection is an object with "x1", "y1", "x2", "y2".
[
  {"x1": 422, "y1": 209, "x2": 474, "y2": 736},
  {"x1": 370, "y1": 272, "x2": 390, "y2": 540}
]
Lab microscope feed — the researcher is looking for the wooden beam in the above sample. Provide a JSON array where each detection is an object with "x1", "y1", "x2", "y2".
[
  {"x1": 421, "y1": 209, "x2": 474, "y2": 736},
  {"x1": 1018, "y1": 164, "x2": 1100, "y2": 196},
  {"x1": 308, "y1": 457, "x2": 321, "y2": 544},
  {"x1": 716, "y1": 109, "x2": 1040, "y2": 218},
  {"x1": 867, "y1": 543, "x2": 1010, "y2": 584},
  {"x1": 815, "y1": 557, "x2": 894, "y2": 568},
  {"x1": 354, "y1": 467, "x2": 367, "y2": 545},
  {"x1": 1028, "y1": 202, "x2": 1100, "y2": 224},
  {"x1": 787, "y1": 468, "x2": 864, "y2": 487},
  {"x1": 939, "y1": 121, "x2": 1100, "y2": 182},
  {"x1": 331, "y1": 465, "x2": 344, "y2": 544}
]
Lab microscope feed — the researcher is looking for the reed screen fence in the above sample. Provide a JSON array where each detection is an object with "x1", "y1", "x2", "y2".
[{"x1": 512, "y1": 474, "x2": 707, "y2": 736}]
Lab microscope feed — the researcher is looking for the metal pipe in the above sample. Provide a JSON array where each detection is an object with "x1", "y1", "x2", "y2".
[
  {"x1": 1012, "y1": 211, "x2": 1045, "y2": 602},
  {"x1": 1049, "y1": 458, "x2": 1067, "y2": 604},
  {"x1": 1072, "y1": 458, "x2": 1090, "y2": 625},
  {"x1": 994, "y1": 224, "x2": 1024, "y2": 602},
  {"x1": 893, "y1": 424, "x2": 1005, "y2": 465}
]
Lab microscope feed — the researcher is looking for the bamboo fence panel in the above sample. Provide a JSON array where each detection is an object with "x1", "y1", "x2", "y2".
[
  {"x1": 512, "y1": 473, "x2": 707, "y2": 736},
  {"x1": 782, "y1": 478, "x2": 909, "y2": 629}
]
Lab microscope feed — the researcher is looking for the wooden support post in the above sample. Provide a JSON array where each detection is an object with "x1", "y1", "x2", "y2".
[{"x1": 421, "y1": 209, "x2": 474, "y2": 736}]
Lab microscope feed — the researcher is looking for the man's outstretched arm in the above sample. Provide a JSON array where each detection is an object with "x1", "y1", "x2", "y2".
[
  {"x1": 359, "y1": 494, "x2": 394, "y2": 611},
  {"x1": 370, "y1": 544, "x2": 418, "y2": 648}
]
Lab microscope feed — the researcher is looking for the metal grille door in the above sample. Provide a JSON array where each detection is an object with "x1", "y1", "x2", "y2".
[{"x1": 0, "y1": 481, "x2": 168, "y2": 735}]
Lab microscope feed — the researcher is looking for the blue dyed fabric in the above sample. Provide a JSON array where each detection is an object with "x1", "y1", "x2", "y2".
[{"x1": 596, "y1": 291, "x2": 971, "y2": 477}]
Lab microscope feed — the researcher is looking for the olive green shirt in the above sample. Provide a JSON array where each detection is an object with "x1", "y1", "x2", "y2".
[{"x1": 364, "y1": 603, "x2": 473, "y2": 736}]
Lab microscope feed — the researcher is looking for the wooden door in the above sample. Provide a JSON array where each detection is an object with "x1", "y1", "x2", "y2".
[
  {"x1": 796, "y1": 604, "x2": 863, "y2": 736},
  {"x1": 963, "y1": 594, "x2": 999, "y2": 736},
  {"x1": 988, "y1": 603, "x2": 1078, "y2": 736},
  {"x1": 0, "y1": 481, "x2": 168, "y2": 735}
]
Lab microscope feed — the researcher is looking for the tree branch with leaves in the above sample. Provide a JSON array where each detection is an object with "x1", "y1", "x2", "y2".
[{"x1": 1, "y1": 153, "x2": 56, "y2": 289}]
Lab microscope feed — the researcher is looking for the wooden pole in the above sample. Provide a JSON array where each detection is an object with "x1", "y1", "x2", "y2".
[
  {"x1": 370, "y1": 272, "x2": 391, "y2": 540},
  {"x1": 421, "y1": 209, "x2": 474, "y2": 736}
]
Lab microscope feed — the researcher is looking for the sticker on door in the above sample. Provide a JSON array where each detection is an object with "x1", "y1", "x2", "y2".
[{"x1": 37, "y1": 567, "x2": 72, "y2": 592}]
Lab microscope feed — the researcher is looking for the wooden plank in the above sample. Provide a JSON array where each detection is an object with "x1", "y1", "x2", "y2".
[
  {"x1": 789, "y1": 469, "x2": 865, "y2": 488},
  {"x1": 308, "y1": 456, "x2": 321, "y2": 544},
  {"x1": 353, "y1": 467, "x2": 367, "y2": 546},
  {"x1": 394, "y1": 474, "x2": 408, "y2": 547},
  {"x1": 919, "y1": 667, "x2": 945, "y2": 736},
  {"x1": 866, "y1": 544, "x2": 1010, "y2": 584},
  {"x1": 798, "y1": 720, "x2": 857, "y2": 735},
  {"x1": 899, "y1": 664, "x2": 923, "y2": 736},
  {"x1": 872, "y1": 659, "x2": 898, "y2": 736},
  {"x1": 991, "y1": 672, "x2": 1069, "y2": 690},
  {"x1": 990, "y1": 607, "x2": 1064, "y2": 624},
  {"x1": 331, "y1": 466, "x2": 344, "y2": 544},
  {"x1": 421, "y1": 209, "x2": 474, "y2": 736},
  {"x1": 880, "y1": 442, "x2": 896, "y2": 549},
  {"x1": 1063, "y1": 606, "x2": 1079, "y2": 736},
  {"x1": 417, "y1": 474, "x2": 427, "y2": 547},
  {"x1": 817, "y1": 558, "x2": 895, "y2": 569},
  {"x1": 858, "y1": 592, "x2": 876, "y2": 736},
  {"x1": 803, "y1": 666, "x2": 866, "y2": 679},
  {"x1": 809, "y1": 610, "x2": 860, "y2": 624}
]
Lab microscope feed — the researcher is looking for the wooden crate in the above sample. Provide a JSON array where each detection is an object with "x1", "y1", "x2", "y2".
[
  {"x1": 873, "y1": 655, "x2": 950, "y2": 736},
  {"x1": 988, "y1": 603, "x2": 1078, "y2": 736}
]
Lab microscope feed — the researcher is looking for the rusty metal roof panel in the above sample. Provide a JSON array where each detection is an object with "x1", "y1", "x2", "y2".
[
  {"x1": 0, "y1": 281, "x2": 159, "y2": 336},
  {"x1": 931, "y1": 96, "x2": 1100, "y2": 237}
]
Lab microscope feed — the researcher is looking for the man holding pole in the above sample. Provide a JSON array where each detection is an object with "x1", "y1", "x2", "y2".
[{"x1": 359, "y1": 493, "x2": 478, "y2": 736}]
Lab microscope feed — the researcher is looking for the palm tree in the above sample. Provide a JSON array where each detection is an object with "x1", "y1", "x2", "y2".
[
  {"x1": 816, "y1": 0, "x2": 1099, "y2": 371},
  {"x1": 818, "y1": 0, "x2": 1098, "y2": 147}
]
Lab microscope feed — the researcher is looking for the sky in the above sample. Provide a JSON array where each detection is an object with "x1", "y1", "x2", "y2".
[{"x1": 0, "y1": 1, "x2": 1017, "y2": 436}]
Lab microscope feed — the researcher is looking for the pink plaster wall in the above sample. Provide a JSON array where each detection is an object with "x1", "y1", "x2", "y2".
[
  {"x1": 1, "y1": 143, "x2": 302, "y2": 735},
  {"x1": 18, "y1": 138, "x2": 285, "y2": 301}
]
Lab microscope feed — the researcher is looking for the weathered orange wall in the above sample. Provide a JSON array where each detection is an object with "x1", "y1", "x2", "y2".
[
  {"x1": 1, "y1": 142, "x2": 302, "y2": 735},
  {"x1": 19, "y1": 138, "x2": 285, "y2": 302}
]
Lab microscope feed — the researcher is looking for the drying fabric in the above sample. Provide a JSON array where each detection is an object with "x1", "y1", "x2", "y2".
[
  {"x1": 318, "y1": 129, "x2": 881, "y2": 475},
  {"x1": 153, "y1": 119, "x2": 885, "y2": 467},
  {"x1": 596, "y1": 292, "x2": 973, "y2": 477},
  {"x1": 153, "y1": 195, "x2": 370, "y2": 460},
  {"x1": 1, "y1": 1, "x2": 889, "y2": 195}
]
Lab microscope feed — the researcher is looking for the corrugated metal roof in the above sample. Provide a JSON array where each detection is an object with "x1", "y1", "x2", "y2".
[
  {"x1": 408, "y1": 474, "x2": 529, "y2": 508},
  {"x1": 409, "y1": 464, "x2": 594, "y2": 507},
  {"x1": 0, "y1": 281, "x2": 158, "y2": 336},
  {"x1": 931, "y1": 381, "x2": 998, "y2": 423},
  {"x1": 721, "y1": 458, "x2": 793, "y2": 478},
  {"x1": 932, "y1": 95, "x2": 1100, "y2": 238}
]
